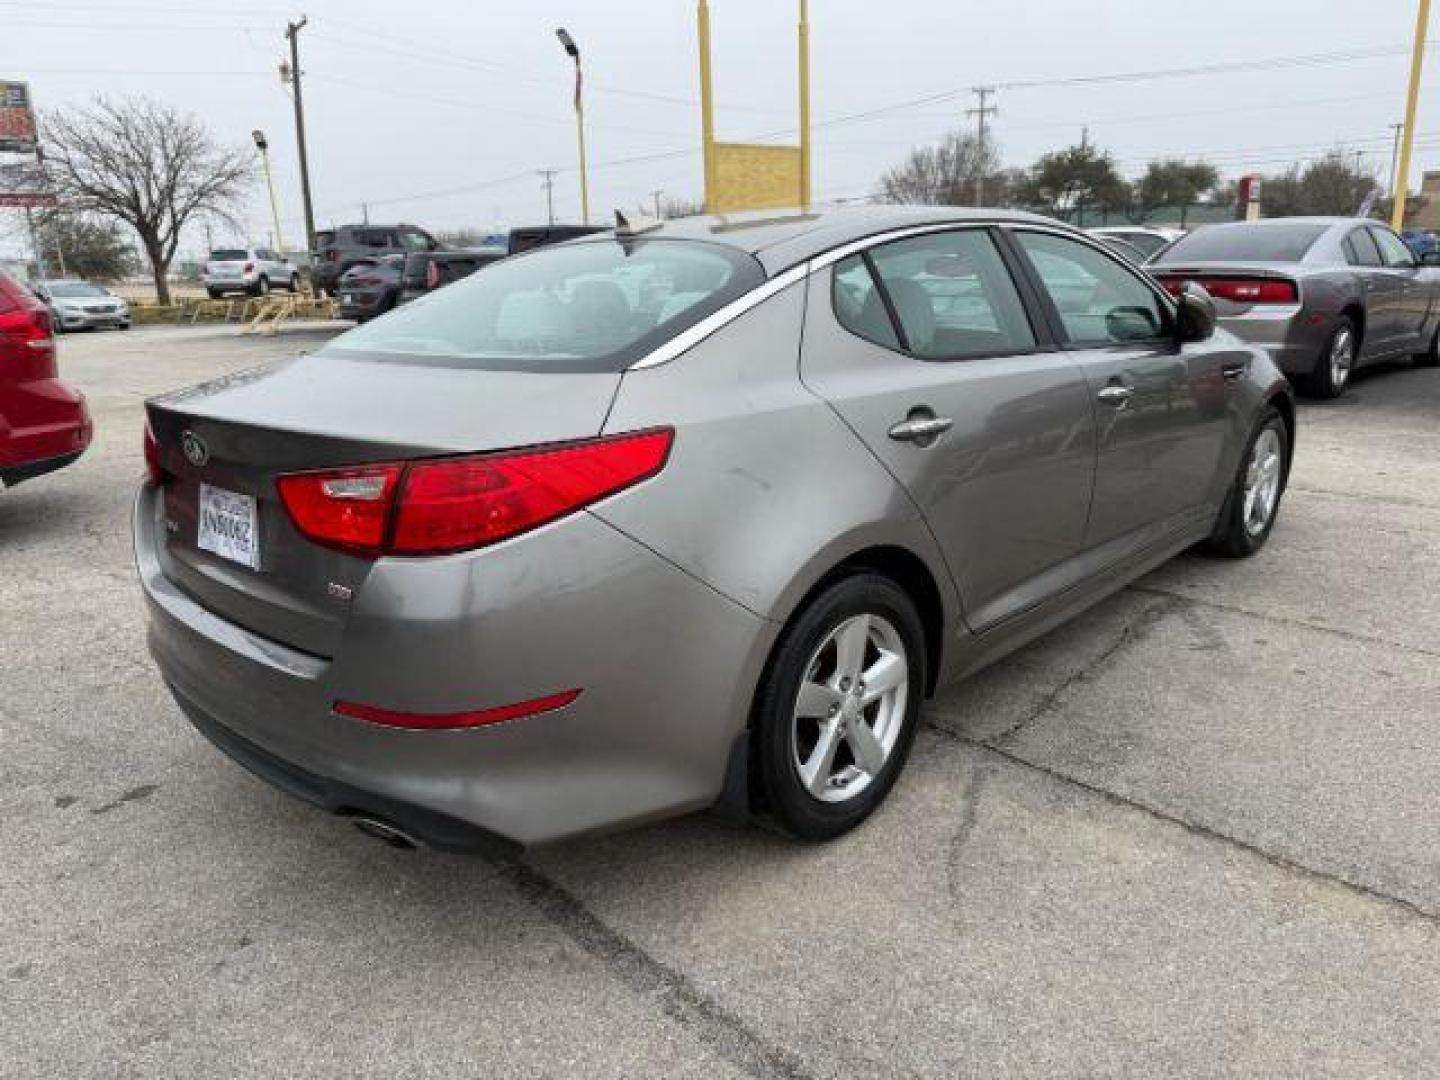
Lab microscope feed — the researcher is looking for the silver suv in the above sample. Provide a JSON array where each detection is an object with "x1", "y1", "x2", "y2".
[{"x1": 202, "y1": 247, "x2": 300, "y2": 299}]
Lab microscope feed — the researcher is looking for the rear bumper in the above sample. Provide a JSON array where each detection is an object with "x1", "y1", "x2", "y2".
[
  {"x1": 135, "y1": 483, "x2": 774, "y2": 848},
  {"x1": 1216, "y1": 306, "x2": 1329, "y2": 377},
  {"x1": 0, "y1": 380, "x2": 92, "y2": 483}
]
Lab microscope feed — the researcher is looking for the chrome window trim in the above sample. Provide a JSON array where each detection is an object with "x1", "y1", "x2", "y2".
[{"x1": 626, "y1": 262, "x2": 811, "y2": 370}]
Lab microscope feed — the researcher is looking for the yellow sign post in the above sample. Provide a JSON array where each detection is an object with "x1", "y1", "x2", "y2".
[
  {"x1": 698, "y1": 0, "x2": 812, "y2": 214},
  {"x1": 1392, "y1": 0, "x2": 1431, "y2": 230}
]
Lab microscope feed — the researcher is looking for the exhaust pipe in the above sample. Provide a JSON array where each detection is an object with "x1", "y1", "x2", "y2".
[{"x1": 350, "y1": 815, "x2": 419, "y2": 850}]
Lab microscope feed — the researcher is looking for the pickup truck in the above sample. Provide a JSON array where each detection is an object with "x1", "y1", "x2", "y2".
[{"x1": 397, "y1": 249, "x2": 506, "y2": 306}]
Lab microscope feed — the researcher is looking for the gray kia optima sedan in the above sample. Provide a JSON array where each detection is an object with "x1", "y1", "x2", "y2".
[{"x1": 136, "y1": 206, "x2": 1294, "y2": 851}]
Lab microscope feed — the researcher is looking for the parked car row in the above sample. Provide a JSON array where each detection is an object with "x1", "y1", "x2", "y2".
[{"x1": 136, "y1": 206, "x2": 1297, "y2": 852}]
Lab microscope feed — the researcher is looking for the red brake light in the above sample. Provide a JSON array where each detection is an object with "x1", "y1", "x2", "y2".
[
  {"x1": 1158, "y1": 276, "x2": 1297, "y2": 304},
  {"x1": 143, "y1": 421, "x2": 168, "y2": 485},
  {"x1": 0, "y1": 304, "x2": 54, "y2": 350},
  {"x1": 425, "y1": 261, "x2": 441, "y2": 289},
  {"x1": 276, "y1": 464, "x2": 404, "y2": 554},
  {"x1": 276, "y1": 429, "x2": 673, "y2": 558},
  {"x1": 243, "y1": 261, "x2": 255, "y2": 273}
]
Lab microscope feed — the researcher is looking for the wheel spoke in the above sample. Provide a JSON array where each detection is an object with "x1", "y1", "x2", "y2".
[
  {"x1": 796, "y1": 681, "x2": 841, "y2": 720},
  {"x1": 846, "y1": 717, "x2": 886, "y2": 776},
  {"x1": 859, "y1": 650, "x2": 905, "y2": 706},
  {"x1": 834, "y1": 616, "x2": 870, "y2": 681},
  {"x1": 800, "y1": 720, "x2": 843, "y2": 796}
]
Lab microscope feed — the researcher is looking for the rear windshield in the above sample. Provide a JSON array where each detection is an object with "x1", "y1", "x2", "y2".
[
  {"x1": 1156, "y1": 222, "x2": 1328, "y2": 263},
  {"x1": 209, "y1": 249, "x2": 248, "y2": 262},
  {"x1": 47, "y1": 282, "x2": 108, "y2": 297},
  {"x1": 327, "y1": 238, "x2": 765, "y2": 373}
]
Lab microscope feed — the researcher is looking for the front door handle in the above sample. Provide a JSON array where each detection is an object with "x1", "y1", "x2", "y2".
[
  {"x1": 1096, "y1": 385, "x2": 1134, "y2": 408},
  {"x1": 887, "y1": 416, "x2": 953, "y2": 444}
]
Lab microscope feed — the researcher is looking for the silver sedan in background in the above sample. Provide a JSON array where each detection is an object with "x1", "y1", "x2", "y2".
[{"x1": 1151, "y1": 216, "x2": 1440, "y2": 398}]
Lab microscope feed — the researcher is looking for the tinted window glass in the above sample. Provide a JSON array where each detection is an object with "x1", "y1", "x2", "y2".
[
  {"x1": 1104, "y1": 231, "x2": 1169, "y2": 258},
  {"x1": 1371, "y1": 227, "x2": 1415, "y2": 268},
  {"x1": 209, "y1": 249, "x2": 248, "y2": 261},
  {"x1": 832, "y1": 254, "x2": 902, "y2": 350},
  {"x1": 865, "y1": 230, "x2": 1035, "y2": 360},
  {"x1": 329, "y1": 238, "x2": 763, "y2": 373},
  {"x1": 47, "y1": 282, "x2": 108, "y2": 298},
  {"x1": 1345, "y1": 229, "x2": 1383, "y2": 266},
  {"x1": 1156, "y1": 222, "x2": 1328, "y2": 263},
  {"x1": 1016, "y1": 231, "x2": 1169, "y2": 345}
]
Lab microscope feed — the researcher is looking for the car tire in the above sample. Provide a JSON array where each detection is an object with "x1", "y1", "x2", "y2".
[
  {"x1": 1205, "y1": 406, "x2": 1289, "y2": 558},
  {"x1": 118, "y1": 322, "x2": 131, "y2": 331},
  {"x1": 1300, "y1": 317, "x2": 1357, "y2": 399},
  {"x1": 754, "y1": 573, "x2": 926, "y2": 840},
  {"x1": 289, "y1": 274, "x2": 301, "y2": 293},
  {"x1": 252, "y1": 277, "x2": 270, "y2": 297},
  {"x1": 1415, "y1": 327, "x2": 1440, "y2": 368},
  {"x1": 206, "y1": 288, "x2": 221, "y2": 300}
]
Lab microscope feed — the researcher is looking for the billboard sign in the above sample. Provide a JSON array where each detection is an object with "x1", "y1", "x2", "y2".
[
  {"x1": 0, "y1": 81, "x2": 38, "y2": 153},
  {"x1": 710, "y1": 143, "x2": 804, "y2": 214},
  {"x1": 0, "y1": 160, "x2": 57, "y2": 208}
]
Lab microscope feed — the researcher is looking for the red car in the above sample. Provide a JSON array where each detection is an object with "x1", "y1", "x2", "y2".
[{"x1": 0, "y1": 271, "x2": 92, "y2": 488}]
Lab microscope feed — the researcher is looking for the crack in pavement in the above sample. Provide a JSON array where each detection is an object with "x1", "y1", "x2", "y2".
[
  {"x1": 924, "y1": 722, "x2": 1440, "y2": 927},
  {"x1": 486, "y1": 856, "x2": 818, "y2": 1080},
  {"x1": 1128, "y1": 584, "x2": 1440, "y2": 661},
  {"x1": 1289, "y1": 483, "x2": 1440, "y2": 512},
  {"x1": 987, "y1": 594, "x2": 1183, "y2": 746}
]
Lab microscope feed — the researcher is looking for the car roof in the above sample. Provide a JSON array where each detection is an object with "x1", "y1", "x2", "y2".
[{"x1": 607, "y1": 204, "x2": 1064, "y2": 275}]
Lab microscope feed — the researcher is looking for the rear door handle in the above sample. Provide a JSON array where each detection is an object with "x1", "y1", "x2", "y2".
[
  {"x1": 1096, "y1": 385, "x2": 1134, "y2": 407},
  {"x1": 887, "y1": 417, "x2": 953, "y2": 443},
  {"x1": 1222, "y1": 359, "x2": 1249, "y2": 381}
]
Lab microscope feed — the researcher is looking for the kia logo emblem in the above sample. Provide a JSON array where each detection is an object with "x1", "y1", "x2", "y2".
[{"x1": 181, "y1": 431, "x2": 209, "y2": 467}]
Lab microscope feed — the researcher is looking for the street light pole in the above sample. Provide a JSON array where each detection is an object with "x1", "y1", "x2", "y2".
[
  {"x1": 252, "y1": 130, "x2": 285, "y2": 255},
  {"x1": 556, "y1": 28, "x2": 590, "y2": 225}
]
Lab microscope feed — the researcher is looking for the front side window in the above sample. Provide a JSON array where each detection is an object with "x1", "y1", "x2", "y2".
[
  {"x1": 834, "y1": 230, "x2": 1035, "y2": 360},
  {"x1": 398, "y1": 231, "x2": 433, "y2": 252},
  {"x1": 1371, "y1": 227, "x2": 1416, "y2": 268},
  {"x1": 1015, "y1": 231, "x2": 1170, "y2": 345},
  {"x1": 328, "y1": 238, "x2": 764, "y2": 373}
]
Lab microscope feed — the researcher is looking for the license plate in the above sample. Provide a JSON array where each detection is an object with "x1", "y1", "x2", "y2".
[
  {"x1": 342, "y1": 293, "x2": 356, "y2": 303},
  {"x1": 197, "y1": 483, "x2": 260, "y2": 570}
]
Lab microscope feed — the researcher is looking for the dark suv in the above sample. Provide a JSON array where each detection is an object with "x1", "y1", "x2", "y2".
[{"x1": 313, "y1": 223, "x2": 440, "y2": 296}]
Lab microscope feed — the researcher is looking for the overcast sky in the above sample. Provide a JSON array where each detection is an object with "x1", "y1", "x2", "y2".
[{"x1": 7, "y1": 0, "x2": 1438, "y2": 255}]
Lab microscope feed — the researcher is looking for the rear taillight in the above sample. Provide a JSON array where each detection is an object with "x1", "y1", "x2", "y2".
[
  {"x1": 143, "y1": 421, "x2": 168, "y2": 485},
  {"x1": 276, "y1": 429, "x2": 673, "y2": 558},
  {"x1": 276, "y1": 464, "x2": 404, "y2": 554},
  {"x1": 0, "y1": 305, "x2": 54, "y2": 351},
  {"x1": 425, "y1": 261, "x2": 441, "y2": 289},
  {"x1": 1158, "y1": 276, "x2": 1298, "y2": 304},
  {"x1": 243, "y1": 261, "x2": 255, "y2": 273}
]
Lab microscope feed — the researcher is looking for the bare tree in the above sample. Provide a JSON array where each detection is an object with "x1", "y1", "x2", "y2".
[
  {"x1": 877, "y1": 131, "x2": 999, "y2": 206},
  {"x1": 42, "y1": 97, "x2": 252, "y2": 304}
]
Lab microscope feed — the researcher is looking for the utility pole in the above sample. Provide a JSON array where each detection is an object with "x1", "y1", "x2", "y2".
[
  {"x1": 283, "y1": 16, "x2": 317, "y2": 261},
  {"x1": 1389, "y1": 122, "x2": 1406, "y2": 198},
  {"x1": 538, "y1": 169, "x2": 557, "y2": 226},
  {"x1": 361, "y1": 202, "x2": 369, "y2": 225},
  {"x1": 966, "y1": 86, "x2": 997, "y2": 207},
  {"x1": 23, "y1": 206, "x2": 48, "y2": 281},
  {"x1": 650, "y1": 189, "x2": 664, "y2": 219}
]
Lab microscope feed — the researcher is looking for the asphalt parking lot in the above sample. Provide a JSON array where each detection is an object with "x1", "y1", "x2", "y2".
[{"x1": 3, "y1": 324, "x2": 1439, "y2": 1078}]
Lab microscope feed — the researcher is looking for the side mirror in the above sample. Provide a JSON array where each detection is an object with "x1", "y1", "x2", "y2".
[{"x1": 1175, "y1": 286, "x2": 1217, "y2": 343}]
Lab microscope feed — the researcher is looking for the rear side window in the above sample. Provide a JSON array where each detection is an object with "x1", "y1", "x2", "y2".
[
  {"x1": 832, "y1": 255, "x2": 902, "y2": 350},
  {"x1": 839, "y1": 230, "x2": 1036, "y2": 360},
  {"x1": 1343, "y1": 230, "x2": 1383, "y2": 267},
  {"x1": 1015, "y1": 231, "x2": 1169, "y2": 345},
  {"x1": 1370, "y1": 227, "x2": 1416, "y2": 268},
  {"x1": 328, "y1": 238, "x2": 764, "y2": 373},
  {"x1": 1157, "y1": 222, "x2": 1328, "y2": 263},
  {"x1": 209, "y1": 249, "x2": 247, "y2": 261}
]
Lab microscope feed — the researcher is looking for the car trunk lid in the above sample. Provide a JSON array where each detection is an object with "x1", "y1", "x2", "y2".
[{"x1": 145, "y1": 350, "x2": 622, "y2": 656}]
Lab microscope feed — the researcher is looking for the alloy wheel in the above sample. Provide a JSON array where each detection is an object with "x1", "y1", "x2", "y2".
[
  {"x1": 1329, "y1": 327, "x2": 1355, "y2": 390},
  {"x1": 1243, "y1": 427, "x2": 1284, "y2": 537},
  {"x1": 790, "y1": 613, "x2": 909, "y2": 804}
]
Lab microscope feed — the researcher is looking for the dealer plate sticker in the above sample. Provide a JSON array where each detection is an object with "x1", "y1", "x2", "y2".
[{"x1": 197, "y1": 483, "x2": 260, "y2": 570}]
